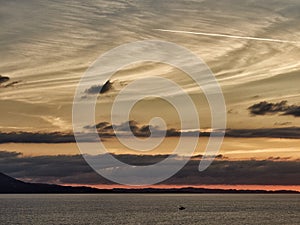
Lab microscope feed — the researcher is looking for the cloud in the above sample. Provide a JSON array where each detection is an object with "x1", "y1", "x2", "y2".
[
  {"x1": 155, "y1": 29, "x2": 299, "y2": 44},
  {"x1": 113, "y1": 121, "x2": 175, "y2": 137},
  {"x1": 165, "y1": 158, "x2": 300, "y2": 185},
  {"x1": 3, "y1": 81, "x2": 21, "y2": 88},
  {"x1": 84, "y1": 80, "x2": 113, "y2": 95},
  {"x1": 0, "y1": 75, "x2": 21, "y2": 88},
  {"x1": 0, "y1": 151, "x2": 299, "y2": 185},
  {"x1": 85, "y1": 120, "x2": 181, "y2": 137},
  {"x1": 0, "y1": 75, "x2": 10, "y2": 84},
  {"x1": 0, "y1": 151, "x2": 96, "y2": 184},
  {"x1": 284, "y1": 107, "x2": 300, "y2": 117},
  {"x1": 1, "y1": 121, "x2": 299, "y2": 144},
  {"x1": 225, "y1": 127, "x2": 300, "y2": 139},
  {"x1": 0, "y1": 151, "x2": 22, "y2": 158},
  {"x1": 274, "y1": 122, "x2": 292, "y2": 126},
  {"x1": 248, "y1": 101, "x2": 300, "y2": 117},
  {"x1": 89, "y1": 120, "x2": 300, "y2": 139},
  {"x1": 0, "y1": 132, "x2": 97, "y2": 143},
  {"x1": 248, "y1": 101, "x2": 288, "y2": 115}
]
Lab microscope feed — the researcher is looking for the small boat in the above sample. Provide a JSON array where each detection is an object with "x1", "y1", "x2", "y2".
[{"x1": 178, "y1": 206, "x2": 186, "y2": 210}]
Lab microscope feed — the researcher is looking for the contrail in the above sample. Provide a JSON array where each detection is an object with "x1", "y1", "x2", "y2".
[{"x1": 154, "y1": 29, "x2": 299, "y2": 44}]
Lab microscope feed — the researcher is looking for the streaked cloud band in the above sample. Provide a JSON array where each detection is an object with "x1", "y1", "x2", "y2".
[{"x1": 155, "y1": 29, "x2": 299, "y2": 44}]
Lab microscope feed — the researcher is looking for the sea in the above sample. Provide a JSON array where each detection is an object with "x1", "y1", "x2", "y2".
[{"x1": 0, "y1": 194, "x2": 299, "y2": 225}]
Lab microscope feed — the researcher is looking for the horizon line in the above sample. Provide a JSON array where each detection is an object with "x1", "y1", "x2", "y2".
[{"x1": 64, "y1": 184, "x2": 300, "y2": 192}]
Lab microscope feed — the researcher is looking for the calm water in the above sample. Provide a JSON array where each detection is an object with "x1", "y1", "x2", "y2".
[{"x1": 0, "y1": 194, "x2": 299, "y2": 225}]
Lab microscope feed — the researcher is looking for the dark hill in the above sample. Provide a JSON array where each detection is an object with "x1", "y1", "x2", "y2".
[
  {"x1": 0, "y1": 173, "x2": 298, "y2": 194},
  {"x1": 0, "y1": 173, "x2": 102, "y2": 193}
]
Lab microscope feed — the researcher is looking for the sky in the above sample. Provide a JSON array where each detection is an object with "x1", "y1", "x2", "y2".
[{"x1": 0, "y1": 0, "x2": 299, "y2": 190}]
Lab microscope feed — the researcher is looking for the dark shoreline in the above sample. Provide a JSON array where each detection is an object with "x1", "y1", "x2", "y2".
[{"x1": 1, "y1": 172, "x2": 298, "y2": 194}]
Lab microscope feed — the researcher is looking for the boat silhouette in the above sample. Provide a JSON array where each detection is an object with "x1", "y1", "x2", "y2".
[{"x1": 178, "y1": 206, "x2": 186, "y2": 210}]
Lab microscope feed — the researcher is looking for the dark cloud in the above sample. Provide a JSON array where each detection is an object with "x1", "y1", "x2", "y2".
[
  {"x1": 0, "y1": 132, "x2": 98, "y2": 143},
  {"x1": 114, "y1": 120, "x2": 174, "y2": 137},
  {"x1": 0, "y1": 151, "x2": 299, "y2": 185},
  {"x1": 3, "y1": 81, "x2": 21, "y2": 88},
  {"x1": 84, "y1": 122, "x2": 113, "y2": 137},
  {"x1": 0, "y1": 75, "x2": 10, "y2": 84},
  {"x1": 0, "y1": 151, "x2": 96, "y2": 184},
  {"x1": 0, "y1": 121, "x2": 180, "y2": 144},
  {"x1": 0, "y1": 75, "x2": 21, "y2": 88},
  {"x1": 91, "y1": 121, "x2": 300, "y2": 139},
  {"x1": 1, "y1": 122, "x2": 300, "y2": 144},
  {"x1": 248, "y1": 101, "x2": 300, "y2": 117},
  {"x1": 0, "y1": 151, "x2": 22, "y2": 158},
  {"x1": 284, "y1": 106, "x2": 300, "y2": 117},
  {"x1": 225, "y1": 127, "x2": 300, "y2": 139},
  {"x1": 248, "y1": 101, "x2": 288, "y2": 115},
  {"x1": 166, "y1": 128, "x2": 181, "y2": 137},
  {"x1": 84, "y1": 80, "x2": 113, "y2": 95},
  {"x1": 85, "y1": 120, "x2": 181, "y2": 137},
  {"x1": 166, "y1": 158, "x2": 300, "y2": 185}
]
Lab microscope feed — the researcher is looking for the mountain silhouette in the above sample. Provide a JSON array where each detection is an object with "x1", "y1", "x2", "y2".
[
  {"x1": 0, "y1": 172, "x2": 101, "y2": 193},
  {"x1": 0, "y1": 173, "x2": 298, "y2": 194}
]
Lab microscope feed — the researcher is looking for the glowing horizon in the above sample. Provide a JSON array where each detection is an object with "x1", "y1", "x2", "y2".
[{"x1": 64, "y1": 184, "x2": 300, "y2": 192}]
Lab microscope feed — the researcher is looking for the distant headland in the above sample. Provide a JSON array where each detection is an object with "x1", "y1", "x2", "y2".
[{"x1": 0, "y1": 173, "x2": 298, "y2": 194}]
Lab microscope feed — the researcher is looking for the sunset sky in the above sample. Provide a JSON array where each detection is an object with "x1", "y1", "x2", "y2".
[{"x1": 0, "y1": 0, "x2": 299, "y2": 190}]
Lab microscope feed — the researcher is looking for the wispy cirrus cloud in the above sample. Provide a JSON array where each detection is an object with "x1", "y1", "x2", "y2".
[{"x1": 155, "y1": 29, "x2": 300, "y2": 44}]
